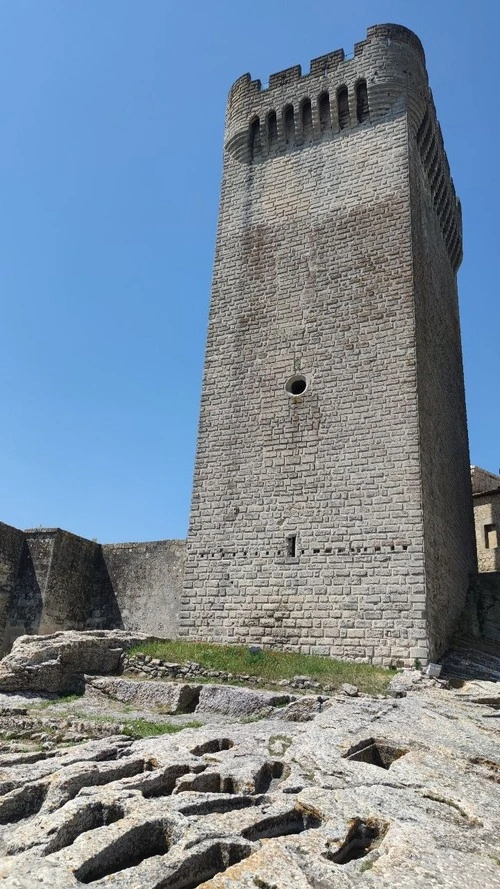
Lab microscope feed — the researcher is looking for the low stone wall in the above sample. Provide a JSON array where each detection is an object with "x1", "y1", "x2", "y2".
[
  {"x1": 472, "y1": 489, "x2": 500, "y2": 572},
  {"x1": 0, "y1": 523, "x2": 25, "y2": 654},
  {"x1": 30, "y1": 530, "x2": 121, "y2": 635},
  {"x1": 102, "y1": 540, "x2": 184, "y2": 638},
  {"x1": 0, "y1": 522, "x2": 184, "y2": 653},
  {"x1": 123, "y1": 653, "x2": 329, "y2": 691}
]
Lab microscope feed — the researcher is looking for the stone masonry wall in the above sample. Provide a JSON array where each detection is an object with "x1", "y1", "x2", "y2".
[
  {"x1": 183, "y1": 27, "x2": 435, "y2": 666},
  {"x1": 102, "y1": 540, "x2": 184, "y2": 638},
  {"x1": 35, "y1": 530, "x2": 119, "y2": 635},
  {"x1": 182, "y1": 25, "x2": 476, "y2": 665},
  {"x1": 471, "y1": 466, "x2": 500, "y2": 495},
  {"x1": 2, "y1": 528, "x2": 122, "y2": 646},
  {"x1": 24, "y1": 530, "x2": 57, "y2": 598},
  {"x1": 409, "y1": 128, "x2": 477, "y2": 659},
  {"x1": 2, "y1": 530, "x2": 57, "y2": 652},
  {"x1": 0, "y1": 523, "x2": 183, "y2": 651},
  {"x1": 0, "y1": 523, "x2": 25, "y2": 655},
  {"x1": 473, "y1": 490, "x2": 500, "y2": 572}
]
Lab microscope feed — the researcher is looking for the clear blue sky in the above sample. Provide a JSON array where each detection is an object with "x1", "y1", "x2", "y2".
[{"x1": 0, "y1": 1, "x2": 498, "y2": 542}]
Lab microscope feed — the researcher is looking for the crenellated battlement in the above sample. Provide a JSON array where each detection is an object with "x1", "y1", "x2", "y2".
[
  {"x1": 228, "y1": 24, "x2": 424, "y2": 102},
  {"x1": 225, "y1": 24, "x2": 428, "y2": 165},
  {"x1": 224, "y1": 23, "x2": 460, "y2": 273}
]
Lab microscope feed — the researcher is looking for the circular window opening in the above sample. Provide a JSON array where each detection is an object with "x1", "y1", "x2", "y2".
[{"x1": 285, "y1": 374, "x2": 308, "y2": 396}]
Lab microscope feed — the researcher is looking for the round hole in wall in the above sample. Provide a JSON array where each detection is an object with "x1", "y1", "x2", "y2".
[{"x1": 285, "y1": 374, "x2": 308, "y2": 396}]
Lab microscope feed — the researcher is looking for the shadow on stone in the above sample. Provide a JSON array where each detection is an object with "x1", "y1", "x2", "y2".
[
  {"x1": 0, "y1": 781, "x2": 49, "y2": 824},
  {"x1": 159, "y1": 839, "x2": 253, "y2": 889},
  {"x1": 43, "y1": 802, "x2": 125, "y2": 855},
  {"x1": 241, "y1": 806, "x2": 321, "y2": 841},
  {"x1": 74, "y1": 820, "x2": 173, "y2": 883},
  {"x1": 343, "y1": 738, "x2": 408, "y2": 770},
  {"x1": 190, "y1": 738, "x2": 234, "y2": 756},
  {"x1": 254, "y1": 761, "x2": 290, "y2": 794},
  {"x1": 324, "y1": 817, "x2": 387, "y2": 864}
]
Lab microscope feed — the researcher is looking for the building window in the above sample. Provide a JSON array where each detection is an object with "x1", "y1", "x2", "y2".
[
  {"x1": 266, "y1": 110, "x2": 278, "y2": 147},
  {"x1": 250, "y1": 116, "x2": 261, "y2": 161},
  {"x1": 318, "y1": 91, "x2": 331, "y2": 132},
  {"x1": 284, "y1": 104, "x2": 295, "y2": 146},
  {"x1": 356, "y1": 79, "x2": 369, "y2": 122},
  {"x1": 337, "y1": 86, "x2": 350, "y2": 129},
  {"x1": 300, "y1": 98, "x2": 313, "y2": 140},
  {"x1": 484, "y1": 523, "x2": 498, "y2": 549}
]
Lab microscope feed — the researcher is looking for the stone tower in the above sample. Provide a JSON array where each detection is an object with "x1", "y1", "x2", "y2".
[{"x1": 181, "y1": 24, "x2": 476, "y2": 666}]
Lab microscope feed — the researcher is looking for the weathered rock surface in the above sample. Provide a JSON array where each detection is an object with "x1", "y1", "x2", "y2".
[
  {"x1": 196, "y1": 684, "x2": 292, "y2": 716},
  {"x1": 280, "y1": 695, "x2": 324, "y2": 722},
  {"x1": 0, "y1": 632, "x2": 498, "y2": 887},
  {"x1": 0, "y1": 675, "x2": 498, "y2": 887},
  {"x1": 90, "y1": 676, "x2": 203, "y2": 713},
  {"x1": 340, "y1": 682, "x2": 359, "y2": 697},
  {"x1": 453, "y1": 679, "x2": 500, "y2": 710},
  {"x1": 90, "y1": 677, "x2": 294, "y2": 717},
  {"x1": 0, "y1": 631, "x2": 151, "y2": 694}
]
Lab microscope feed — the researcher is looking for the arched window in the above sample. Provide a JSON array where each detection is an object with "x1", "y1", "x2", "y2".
[
  {"x1": 337, "y1": 86, "x2": 350, "y2": 129},
  {"x1": 250, "y1": 116, "x2": 262, "y2": 161},
  {"x1": 356, "y1": 80, "x2": 369, "y2": 123},
  {"x1": 284, "y1": 104, "x2": 295, "y2": 146},
  {"x1": 300, "y1": 98, "x2": 313, "y2": 140},
  {"x1": 266, "y1": 110, "x2": 278, "y2": 148},
  {"x1": 318, "y1": 92, "x2": 331, "y2": 133}
]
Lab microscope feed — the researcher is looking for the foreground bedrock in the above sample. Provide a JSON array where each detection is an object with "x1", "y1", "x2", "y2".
[{"x1": 0, "y1": 635, "x2": 497, "y2": 887}]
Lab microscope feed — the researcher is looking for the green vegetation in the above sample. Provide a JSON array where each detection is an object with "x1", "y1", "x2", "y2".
[
  {"x1": 128, "y1": 640, "x2": 392, "y2": 695},
  {"x1": 67, "y1": 711, "x2": 202, "y2": 738},
  {"x1": 72, "y1": 711, "x2": 119, "y2": 724},
  {"x1": 121, "y1": 718, "x2": 202, "y2": 739},
  {"x1": 34, "y1": 694, "x2": 83, "y2": 710}
]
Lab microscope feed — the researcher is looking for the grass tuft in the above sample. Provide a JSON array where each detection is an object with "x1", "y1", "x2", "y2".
[
  {"x1": 128, "y1": 640, "x2": 392, "y2": 695},
  {"x1": 34, "y1": 694, "x2": 83, "y2": 710},
  {"x1": 121, "y1": 718, "x2": 202, "y2": 739}
]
